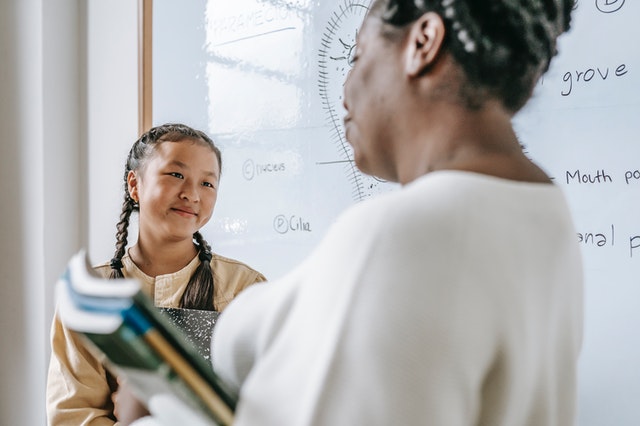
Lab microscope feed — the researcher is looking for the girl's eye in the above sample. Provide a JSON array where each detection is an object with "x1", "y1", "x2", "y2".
[
  {"x1": 202, "y1": 181, "x2": 215, "y2": 189},
  {"x1": 169, "y1": 172, "x2": 184, "y2": 179}
]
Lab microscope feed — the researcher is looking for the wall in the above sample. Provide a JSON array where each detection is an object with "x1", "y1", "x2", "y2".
[
  {"x1": 0, "y1": 0, "x2": 86, "y2": 424},
  {"x1": 0, "y1": 1, "x2": 139, "y2": 424},
  {"x1": 87, "y1": 1, "x2": 139, "y2": 265}
]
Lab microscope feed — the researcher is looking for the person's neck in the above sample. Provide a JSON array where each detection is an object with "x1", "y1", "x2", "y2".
[
  {"x1": 395, "y1": 102, "x2": 549, "y2": 184},
  {"x1": 128, "y1": 239, "x2": 198, "y2": 278}
]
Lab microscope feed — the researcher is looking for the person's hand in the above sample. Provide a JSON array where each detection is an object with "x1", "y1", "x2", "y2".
[
  {"x1": 112, "y1": 378, "x2": 150, "y2": 425},
  {"x1": 129, "y1": 393, "x2": 215, "y2": 426}
]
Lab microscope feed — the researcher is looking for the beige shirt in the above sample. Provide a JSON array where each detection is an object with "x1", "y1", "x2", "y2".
[{"x1": 47, "y1": 251, "x2": 266, "y2": 426}]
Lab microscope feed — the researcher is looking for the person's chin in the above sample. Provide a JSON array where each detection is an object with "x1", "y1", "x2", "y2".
[
  {"x1": 166, "y1": 225, "x2": 199, "y2": 241},
  {"x1": 351, "y1": 145, "x2": 369, "y2": 167},
  {"x1": 353, "y1": 156, "x2": 371, "y2": 176},
  {"x1": 356, "y1": 159, "x2": 395, "y2": 183}
]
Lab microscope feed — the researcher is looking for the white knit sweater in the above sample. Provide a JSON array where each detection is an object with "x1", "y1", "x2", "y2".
[{"x1": 212, "y1": 171, "x2": 584, "y2": 426}]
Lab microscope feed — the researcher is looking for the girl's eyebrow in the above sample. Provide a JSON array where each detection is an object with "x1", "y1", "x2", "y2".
[
  {"x1": 168, "y1": 160, "x2": 218, "y2": 178},
  {"x1": 203, "y1": 170, "x2": 220, "y2": 181},
  {"x1": 168, "y1": 159, "x2": 188, "y2": 169}
]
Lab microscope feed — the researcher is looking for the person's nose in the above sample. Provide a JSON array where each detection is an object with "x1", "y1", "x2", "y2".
[
  {"x1": 343, "y1": 69, "x2": 353, "y2": 111},
  {"x1": 179, "y1": 179, "x2": 200, "y2": 202}
]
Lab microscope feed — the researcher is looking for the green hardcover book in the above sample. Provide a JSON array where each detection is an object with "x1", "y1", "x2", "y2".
[{"x1": 56, "y1": 250, "x2": 237, "y2": 425}]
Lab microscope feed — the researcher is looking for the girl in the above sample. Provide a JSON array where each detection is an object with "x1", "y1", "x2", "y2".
[{"x1": 46, "y1": 123, "x2": 266, "y2": 425}]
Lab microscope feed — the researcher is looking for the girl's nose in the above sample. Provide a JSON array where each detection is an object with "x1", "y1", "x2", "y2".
[{"x1": 179, "y1": 181, "x2": 199, "y2": 202}]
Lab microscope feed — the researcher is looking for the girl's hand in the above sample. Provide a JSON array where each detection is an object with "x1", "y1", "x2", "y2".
[
  {"x1": 130, "y1": 393, "x2": 214, "y2": 426},
  {"x1": 112, "y1": 378, "x2": 151, "y2": 425}
]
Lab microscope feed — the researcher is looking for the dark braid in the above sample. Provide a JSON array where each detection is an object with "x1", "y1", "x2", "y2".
[
  {"x1": 109, "y1": 195, "x2": 136, "y2": 279},
  {"x1": 180, "y1": 231, "x2": 216, "y2": 311},
  {"x1": 109, "y1": 123, "x2": 222, "y2": 311},
  {"x1": 373, "y1": 0, "x2": 573, "y2": 112}
]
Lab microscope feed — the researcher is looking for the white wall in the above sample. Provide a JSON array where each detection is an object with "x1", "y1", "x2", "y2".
[
  {"x1": 0, "y1": 1, "x2": 138, "y2": 424},
  {"x1": 0, "y1": 3, "x2": 45, "y2": 425},
  {"x1": 86, "y1": 1, "x2": 139, "y2": 265}
]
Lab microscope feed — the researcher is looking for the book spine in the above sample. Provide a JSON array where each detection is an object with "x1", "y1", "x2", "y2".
[{"x1": 122, "y1": 304, "x2": 234, "y2": 426}]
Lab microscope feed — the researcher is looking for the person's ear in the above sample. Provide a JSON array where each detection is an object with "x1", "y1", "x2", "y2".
[
  {"x1": 127, "y1": 170, "x2": 139, "y2": 203},
  {"x1": 404, "y1": 12, "x2": 446, "y2": 77}
]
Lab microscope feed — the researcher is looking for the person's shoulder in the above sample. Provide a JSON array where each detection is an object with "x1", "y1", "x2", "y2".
[
  {"x1": 92, "y1": 260, "x2": 112, "y2": 279},
  {"x1": 211, "y1": 253, "x2": 259, "y2": 270},
  {"x1": 211, "y1": 253, "x2": 267, "y2": 282},
  {"x1": 334, "y1": 176, "x2": 432, "y2": 228},
  {"x1": 333, "y1": 172, "x2": 466, "y2": 237},
  {"x1": 91, "y1": 252, "x2": 136, "y2": 279}
]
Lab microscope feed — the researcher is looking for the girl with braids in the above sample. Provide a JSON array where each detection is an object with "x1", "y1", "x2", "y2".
[
  {"x1": 132, "y1": 1, "x2": 583, "y2": 424},
  {"x1": 46, "y1": 123, "x2": 266, "y2": 425}
]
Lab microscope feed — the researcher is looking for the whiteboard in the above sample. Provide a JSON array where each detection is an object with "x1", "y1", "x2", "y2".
[{"x1": 153, "y1": 1, "x2": 640, "y2": 424}]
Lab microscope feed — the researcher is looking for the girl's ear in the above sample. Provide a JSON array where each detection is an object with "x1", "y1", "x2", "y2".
[
  {"x1": 127, "y1": 170, "x2": 139, "y2": 203},
  {"x1": 404, "y1": 12, "x2": 446, "y2": 77}
]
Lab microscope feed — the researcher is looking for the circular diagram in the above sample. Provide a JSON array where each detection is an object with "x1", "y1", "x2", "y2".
[{"x1": 317, "y1": 0, "x2": 396, "y2": 202}]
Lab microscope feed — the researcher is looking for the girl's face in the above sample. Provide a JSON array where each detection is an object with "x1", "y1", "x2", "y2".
[{"x1": 128, "y1": 140, "x2": 220, "y2": 245}]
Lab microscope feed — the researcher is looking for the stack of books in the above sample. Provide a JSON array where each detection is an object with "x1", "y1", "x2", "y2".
[{"x1": 56, "y1": 250, "x2": 236, "y2": 425}]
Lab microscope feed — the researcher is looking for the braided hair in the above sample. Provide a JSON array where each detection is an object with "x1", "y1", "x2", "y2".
[
  {"x1": 371, "y1": 0, "x2": 574, "y2": 112},
  {"x1": 109, "y1": 123, "x2": 222, "y2": 311}
]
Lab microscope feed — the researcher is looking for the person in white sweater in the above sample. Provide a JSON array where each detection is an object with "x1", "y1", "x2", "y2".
[{"x1": 131, "y1": 0, "x2": 583, "y2": 424}]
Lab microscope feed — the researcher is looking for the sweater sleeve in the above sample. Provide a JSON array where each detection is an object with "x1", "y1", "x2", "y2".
[
  {"x1": 210, "y1": 282, "x2": 274, "y2": 390},
  {"x1": 211, "y1": 270, "x2": 300, "y2": 392}
]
